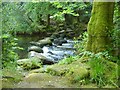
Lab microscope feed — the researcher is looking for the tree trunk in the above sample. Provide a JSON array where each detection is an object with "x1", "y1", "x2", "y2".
[
  {"x1": 86, "y1": 1, "x2": 115, "y2": 53},
  {"x1": 47, "y1": 14, "x2": 50, "y2": 27},
  {"x1": 117, "y1": 1, "x2": 120, "y2": 57}
]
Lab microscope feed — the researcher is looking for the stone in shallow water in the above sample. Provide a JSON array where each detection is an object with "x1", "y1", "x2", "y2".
[
  {"x1": 53, "y1": 39, "x2": 67, "y2": 45},
  {"x1": 30, "y1": 37, "x2": 52, "y2": 47},
  {"x1": 28, "y1": 51, "x2": 56, "y2": 65},
  {"x1": 28, "y1": 46, "x2": 43, "y2": 53}
]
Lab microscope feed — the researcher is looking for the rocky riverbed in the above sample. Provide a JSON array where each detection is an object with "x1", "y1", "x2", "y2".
[{"x1": 17, "y1": 28, "x2": 80, "y2": 70}]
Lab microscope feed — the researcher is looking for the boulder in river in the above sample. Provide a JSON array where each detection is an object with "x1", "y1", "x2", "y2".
[
  {"x1": 30, "y1": 37, "x2": 52, "y2": 47},
  {"x1": 28, "y1": 51, "x2": 56, "y2": 65},
  {"x1": 51, "y1": 33, "x2": 60, "y2": 39},
  {"x1": 53, "y1": 39, "x2": 67, "y2": 45},
  {"x1": 28, "y1": 46, "x2": 43, "y2": 53},
  {"x1": 38, "y1": 37, "x2": 52, "y2": 46}
]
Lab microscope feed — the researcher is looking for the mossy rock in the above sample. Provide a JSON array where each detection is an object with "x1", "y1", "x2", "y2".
[
  {"x1": 46, "y1": 64, "x2": 69, "y2": 76},
  {"x1": 17, "y1": 73, "x2": 72, "y2": 88},
  {"x1": 17, "y1": 57, "x2": 42, "y2": 70},
  {"x1": 71, "y1": 59, "x2": 90, "y2": 70},
  {"x1": 30, "y1": 37, "x2": 52, "y2": 47},
  {"x1": 2, "y1": 68, "x2": 23, "y2": 88},
  {"x1": 104, "y1": 61, "x2": 118, "y2": 82},
  {"x1": 2, "y1": 78, "x2": 16, "y2": 88},
  {"x1": 29, "y1": 68, "x2": 45, "y2": 73},
  {"x1": 45, "y1": 62, "x2": 89, "y2": 83},
  {"x1": 65, "y1": 66, "x2": 89, "y2": 83},
  {"x1": 38, "y1": 37, "x2": 52, "y2": 46}
]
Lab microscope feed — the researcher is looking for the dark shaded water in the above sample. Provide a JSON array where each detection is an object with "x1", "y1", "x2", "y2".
[{"x1": 16, "y1": 35, "x2": 45, "y2": 59}]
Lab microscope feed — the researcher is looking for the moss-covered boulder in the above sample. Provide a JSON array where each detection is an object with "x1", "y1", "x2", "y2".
[
  {"x1": 65, "y1": 66, "x2": 89, "y2": 83},
  {"x1": 29, "y1": 68, "x2": 44, "y2": 73},
  {"x1": 2, "y1": 68, "x2": 23, "y2": 88},
  {"x1": 17, "y1": 73, "x2": 72, "y2": 88},
  {"x1": 45, "y1": 61, "x2": 90, "y2": 83},
  {"x1": 46, "y1": 64, "x2": 70, "y2": 76},
  {"x1": 17, "y1": 57, "x2": 42, "y2": 70}
]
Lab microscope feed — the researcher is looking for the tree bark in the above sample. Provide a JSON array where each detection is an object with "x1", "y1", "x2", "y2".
[
  {"x1": 47, "y1": 14, "x2": 50, "y2": 27},
  {"x1": 86, "y1": 1, "x2": 115, "y2": 53}
]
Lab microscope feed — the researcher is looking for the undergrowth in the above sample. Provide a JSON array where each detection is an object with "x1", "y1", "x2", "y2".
[
  {"x1": 82, "y1": 51, "x2": 118, "y2": 88},
  {"x1": 58, "y1": 55, "x2": 80, "y2": 65}
]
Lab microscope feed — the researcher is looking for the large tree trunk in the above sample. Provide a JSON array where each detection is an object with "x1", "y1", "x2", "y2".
[
  {"x1": 86, "y1": 1, "x2": 115, "y2": 53},
  {"x1": 117, "y1": 1, "x2": 120, "y2": 57}
]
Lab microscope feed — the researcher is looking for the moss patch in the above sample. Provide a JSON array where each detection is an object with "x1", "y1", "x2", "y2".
[
  {"x1": 17, "y1": 73, "x2": 74, "y2": 88},
  {"x1": 45, "y1": 60, "x2": 90, "y2": 84},
  {"x1": 2, "y1": 68, "x2": 23, "y2": 88},
  {"x1": 17, "y1": 57, "x2": 42, "y2": 70},
  {"x1": 46, "y1": 64, "x2": 70, "y2": 76},
  {"x1": 66, "y1": 66, "x2": 89, "y2": 83}
]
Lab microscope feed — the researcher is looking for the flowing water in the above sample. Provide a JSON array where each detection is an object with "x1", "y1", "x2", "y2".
[{"x1": 16, "y1": 35, "x2": 79, "y2": 63}]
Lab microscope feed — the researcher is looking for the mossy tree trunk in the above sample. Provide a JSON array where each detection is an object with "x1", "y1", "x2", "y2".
[
  {"x1": 86, "y1": 1, "x2": 115, "y2": 53},
  {"x1": 117, "y1": 1, "x2": 120, "y2": 57}
]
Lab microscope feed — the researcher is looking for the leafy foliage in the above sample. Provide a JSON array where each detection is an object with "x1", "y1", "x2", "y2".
[
  {"x1": 2, "y1": 3, "x2": 29, "y2": 34},
  {"x1": 2, "y1": 3, "x2": 23, "y2": 67},
  {"x1": 2, "y1": 34, "x2": 20, "y2": 67},
  {"x1": 58, "y1": 55, "x2": 80, "y2": 65},
  {"x1": 74, "y1": 31, "x2": 88, "y2": 54},
  {"x1": 2, "y1": 2, "x2": 91, "y2": 34}
]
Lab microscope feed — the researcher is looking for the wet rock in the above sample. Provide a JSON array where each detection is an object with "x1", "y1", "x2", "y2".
[
  {"x1": 28, "y1": 51, "x2": 56, "y2": 65},
  {"x1": 49, "y1": 51, "x2": 65, "y2": 56},
  {"x1": 66, "y1": 28, "x2": 73, "y2": 32},
  {"x1": 59, "y1": 34, "x2": 66, "y2": 38},
  {"x1": 57, "y1": 43, "x2": 76, "y2": 50},
  {"x1": 28, "y1": 46, "x2": 43, "y2": 53},
  {"x1": 30, "y1": 37, "x2": 52, "y2": 47},
  {"x1": 58, "y1": 30, "x2": 66, "y2": 34},
  {"x1": 30, "y1": 42, "x2": 42, "y2": 47},
  {"x1": 51, "y1": 33, "x2": 60, "y2": 39},
  {"x1": 38, "y1": 37, "x2": 52, "y2": 46},
  {"x1": 53, "y1": 39, "x2": 67, "y2": 45},
  {"x1": 66, "y1": 32, "x2": 76, "y2": 39}
]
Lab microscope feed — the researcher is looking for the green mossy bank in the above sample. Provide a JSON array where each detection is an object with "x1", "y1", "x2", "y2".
[{"x1": 2, "y1": 56, "x2": 117, "y2": 88}]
